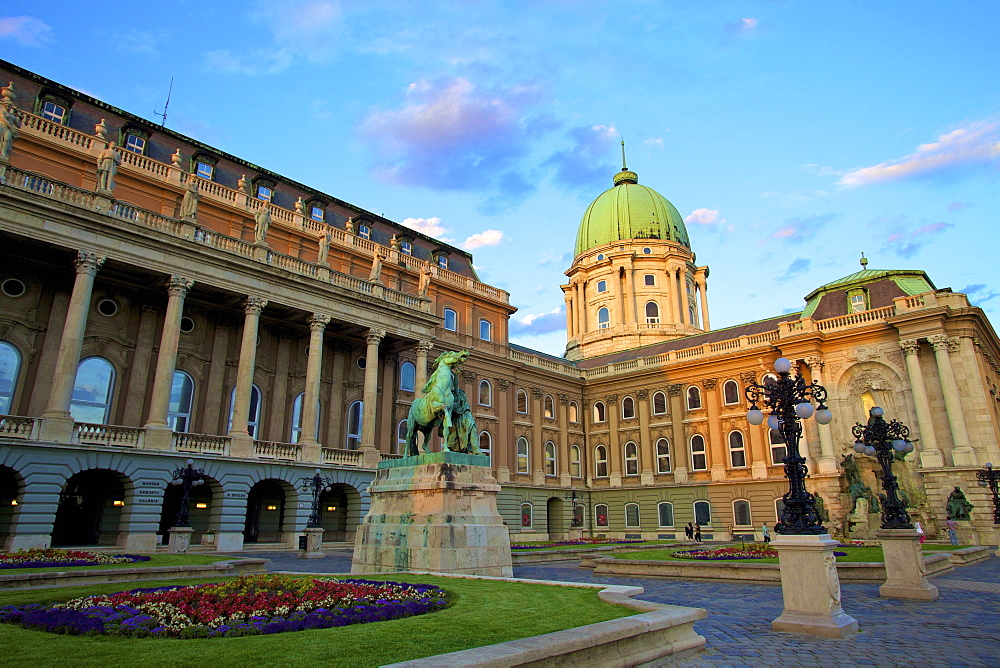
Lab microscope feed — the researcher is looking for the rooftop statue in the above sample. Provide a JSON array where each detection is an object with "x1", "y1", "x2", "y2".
[
  {"x1": 404, "y1": 350, "x2": 481, "y2": 456},
  {"x1": 96, "y1": 141, "x2": 121, "y2": 192},
  {"x1": 179, "y1": 177, "x2": 199, "y2": 220},
  {"x1": 254, "y1": 205, "x2": 271, "y2": 243},
  {"x1": 0, "y1": 101, "x2": 21, "y2": 161}
]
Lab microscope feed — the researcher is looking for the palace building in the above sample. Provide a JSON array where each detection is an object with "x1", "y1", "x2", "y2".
[{"x1": 1, "y1": 58, "x2": 998, "y2": 553}]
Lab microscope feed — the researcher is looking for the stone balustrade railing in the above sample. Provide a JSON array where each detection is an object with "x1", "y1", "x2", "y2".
[
  {"x1": 323, "y1": 448, "x2": 364, "y2": 466},
  {"x1": 0, "y1": 416, "x2": 40, "y2": 439},
  {"x1": 73, "y1": 423, "x2": 144, "y2": 448},
  {"x1": 254, "y1": 441, "x2": 302, "y2": 461},
  {"x1": 172, "y1": 432, "x2": 231, "y2": 455}
]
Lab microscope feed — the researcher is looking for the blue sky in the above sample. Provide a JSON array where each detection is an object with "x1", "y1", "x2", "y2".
[{"x1": 3, "y1": 1, "x2": 999, "y2": 356}]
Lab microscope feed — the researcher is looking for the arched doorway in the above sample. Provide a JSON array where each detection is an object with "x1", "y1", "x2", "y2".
[
  {"x1": 51, "y1": 470, "x2": 126, "y2": 546},
  {"x1": 244, "y1": 480, "x2": 289, "y2": 544},
  {"x1": 0, "y1": 466, "x2": 21, "y2": 546},
  {"x1": 316, "y1": 483, "x2": 362, "y2": 542},
  {"x1": 157, "y1": 477, "x2": 217, "y2": 546},
  {"x1": 546, "y1": 497, "x2": 565, "y2": 541}
]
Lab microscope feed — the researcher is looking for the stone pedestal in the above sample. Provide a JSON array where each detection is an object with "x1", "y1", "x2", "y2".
[
  {"x1": 168, "y1": 526, "x2": 195, "y2": 554},
  {"x1": 300, "y1": 527, "x2": 325, "y2": 559},
  {"x1": 351, "y1": 451, "x2": 513, "y2": 577},
  {"x1": 877, "y1": 528, "x2": 939, "y2": 601},
  {"x1": 993, "y1": 524, "x2": 1000, "y2": 557},
  {"x1": 771, "y1": 534, "x2": 858, "y2": 638}
]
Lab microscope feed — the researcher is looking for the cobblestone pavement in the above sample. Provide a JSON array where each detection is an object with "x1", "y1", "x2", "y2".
[{"x1": 241, "y1": 550, "x2": 1000, "y2": 667}]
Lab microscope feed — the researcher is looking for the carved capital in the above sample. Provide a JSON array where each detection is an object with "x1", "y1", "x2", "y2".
[
  {"x1": 928, "y1": 333, "x2": 959, "y2": 353},
  {"x1": 366, "y1": 328, "x2": 386, "y2": 346},
  {"x1": 74, "y1": 251, "x2": 105, "y2": 276},
  {"x1": 667, "y1": 384, "x2": 682, "y2": 397},
  {"x1": 166, "y1": 275, "x2": 194, "y2": 298},
  {"x1": 804, "y1": 355, "x2": 824, "y2": 370},
  {"x1": 532, "y1": 387, "x2": 543, "y2": 400},
  {"x1": 243, "y1": 296, "x2": 268, "y2": 315},
  {"x1": 635, "y1": 389, "x2": 649, "y2": 400},
  {"x1": 496, "y1": 378, "x2": 510, "y2": 391},
  {"x1": 701, "y1": 378, "x2": 717, "y2": 390},
  {"x1": 558, "y1": 394, "x2": 569, "y2": 405},
  {"x1": 415, "y1": 339, "x2": 435, "y2": 355},
  {"x1": 740, "y1": 371, "x2": 757, "y2": 385},
  {"x1": 309, "y1": 313, "x2": 331, "y2": 332},
  {"x1": 899, "y1": 338, "x2": 921, "y2": 356},
  {"x1": 461, "y1": 369, "x2": 476, "y2": 382},
  {"x1": 605, "y1": 394, "x2": 618, "y2": 405}
]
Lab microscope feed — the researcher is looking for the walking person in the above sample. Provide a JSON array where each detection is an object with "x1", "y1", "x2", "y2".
[
  {"x1": 685, "y1": 522, "x2": 694, "y2": 540},
  {"x1": 945, "y1": 518, "x2": 959, "y2": 546},
  {"x1": 914, "y1": 520, "x2": 926, "y2": 544},
  {"x1": 762, "y1": 522, "x2": 771, "y2": 543},
  {"x1": 694, "y1": 523, "x2": 702, "y2": 542}
]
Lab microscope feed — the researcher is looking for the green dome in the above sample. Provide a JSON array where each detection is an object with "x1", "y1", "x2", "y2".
[{"x1": 574, "y1": 168, "x2": 689, "y2": 257}]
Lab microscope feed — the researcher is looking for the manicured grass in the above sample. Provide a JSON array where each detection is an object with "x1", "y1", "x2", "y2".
[
  {"x1": 0, "y1": 553, "x2": 230, "y2": 575},
  {"x1": 0, "y1": 573, "x2": 635, "y2": 667},
  {"x1": 614, "y1": 543, "x2": 971, "y2": 564},
  {"x1": 512, "y1": 539, "x2": 675, "y2": 551}
]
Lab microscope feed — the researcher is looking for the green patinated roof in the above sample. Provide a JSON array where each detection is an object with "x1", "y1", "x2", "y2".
[
  {"x1": 574, "y1": 168, "x2": 689, "y2": 257},
  {"x1": 801, "y1": 269, "x2": 935, "y2": 318}
]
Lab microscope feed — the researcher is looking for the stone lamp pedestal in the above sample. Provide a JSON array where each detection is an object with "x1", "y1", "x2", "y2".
[
  {"x1": 168, "y1": 526, "x2": 195, "y2": 554},
  {"x1": 299, "y1": 527, "x2": 325, "y2": 559},
  {"x1": 771, "y1": 534, "x2": 858, "y2": 638},
  {"x1": 993, "y1": 524, "x2": 1000, "y2": 557},
  {"x1": 351, "y1": 451, "x2": 513, "y2": 577},
  {"x1": 877, "y1": 528, "x2": 939, "y2": 601}
]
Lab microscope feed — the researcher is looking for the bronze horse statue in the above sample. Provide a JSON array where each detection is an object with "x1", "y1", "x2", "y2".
[{"x1": 404, "y1": 350, "x2": 476, "y2": 456}]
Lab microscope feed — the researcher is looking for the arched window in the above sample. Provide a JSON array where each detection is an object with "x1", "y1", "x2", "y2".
[
  {"x1": 399, "y1": 361, "x2": 416, "y2": 392},
  {"x1": 595, "y1": 504, "x2": 609, "y2": 527},
  {"x1": 622, "y1": 396, "x2": 635, "y2": 419},
  {"x1": 652, "y1": 391, "x2": 667, "y2": 415},
  {"x1": 479, "y1": 430, "x2": 492, "y2": 463},
  {"x1": 733, "y1": 499, "x2": 752, "y2": 527},
  {"x1": 723, "y1": 379, "x2": 740, "y2": 405},
  {"x1": 570, "y1": 445, "x2": 582, "y2": 478},
  {"x1": 690, "y1": 434, "x2": 707, "y2": 470},
  {"x1": 228, "y1": 383, "x2": 263, "y2": 438},
  {"x1": 479, "y1": 318, "x2": 492, "y2": 341},
  {"x1": 568, "y1": 401, "x2": 579, "y2": 423},
  {"x1": 593, "y1": 401, "x2": 606, "y2": 423},
  {"x1": 167, "y1": 371, "x2": 195, "y2": 432},
  {"x1": 396, "y1": 419, "x2": 408, "y2": 455},
  {"x1": 346, "y1": 400, "x2": 363, "y2": 449},
  {"x1": 656, "y1": 438, "x2": 671, "y2": 473},
  {"x1": 516, "y1": 436, "x2": 530, "y2": 473},
  {"x1": 645, "y1": 301, "x2": 660, "y2": 324},
  {"x1": 624, "y1": 441, "x2": 639, "y2": 476},
  {"x1": 0, "y1": 341, "x2": 22, "y2": 414},
  {"x1": 597, "y1": 307, "x2": 610, "y2": 329},
  {"x1": 694, "y1": 500, "x2": 712, "y2": 525},
  {"x1": 543, "y1": 395, "x2": 555, "y2": 419},
  {"x1": 658, "y1": 502, "x2": 674, "y2": 528},
  {"x1": 544, "y1": 441, "x2": 557, "y2": 476},
  {"x1": 625, "y1": 503, "x2": 640, "y2": 528},
  {"x1": 769, "y1": 428, "x2": 787, "y2": 464},
  {"x1": 443, "y1": 308, "x2": 457, "y2": 331},
  {"x1": 479, "y1": 379, "x2": 492, "y2": 406},
  {"x1": 520, "y1": 503, "x2": 532, "y2": 528},
  {"x1": 516, "y1": 389, "x2": 528, "y2": 414},
  {"x1": 290, "y1": 391, "x2": 320, "y2": 444},
  {"x1": 71, "y1": 357, "x2": 116, "y2": 424},
  {"x1": 729, "y1": 431, "x2": 747, "y2": 468},
  {"x1": 595, "y1": 445, "x2": 609, "y2": 478},
  {"x1": 686, "y1": 386, "x2": 702, "y2": 410}
]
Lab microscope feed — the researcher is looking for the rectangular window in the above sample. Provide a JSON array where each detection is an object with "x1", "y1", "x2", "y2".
[
  {"x1": 400, "y1": 241, "x2": 412, "y2": 255},
  {"x1": 256, "y1": 185, "x2": 273, "y2": 201},
  {"x1": 644, "y1": 274, "x2": 655, "y2": 286},
  {"x1": 358, "y1": 224, "x2": 371, "y2": 240},
  {"x1": 443, "y1": 308, "x2": 457, "y2": 331},
  {"x1": 437, "y1": 255, "x2": 448, "y2": 270},
  {"x1": 850, "y1": 294, "x2": 866, "y2": 312},
  {"x1": 658, "y1": 503, "x2": 674, "y2": 527},
  {"x1": 41, "y1": 101, "x2": 66, "y2": 123},
  {"x1": 195, "y1": 161, "x2": 214, "y2": 180},
  {"x1": 124, "y1": 134, "x2": 146, "y2": 154},
  {"x1": 625, "y1": 504, "x2": 640, "y2": 528},
  {"x1": 597, "y1": 280, "x2": 607, "y2": 293},
  {"x1": 479, "y1": 319, "x2": 492, "y2": 341},
  {"x1": 310, "y1": 206, "x2": 324, "y2": 222}
]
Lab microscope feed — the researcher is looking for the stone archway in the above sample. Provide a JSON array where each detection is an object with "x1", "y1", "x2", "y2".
[
  {"x1": 318, "y1": 483, "x2": 363, "y2": 542},
  {"x1": 546, "y1": 497, "x2": 565, "y2": 541},
  {"x1": 0, "y1": 466, "x2": 21, "y2": 546},
  {"x1": 157, "y1": 476, "x2": 220, "y2": 546},
  {"x1": 244, "y1": 479, "x2": 295, "y2": 544},
  {"x1": 51, "y1": 469, "x2": 127, "y2": 547}
]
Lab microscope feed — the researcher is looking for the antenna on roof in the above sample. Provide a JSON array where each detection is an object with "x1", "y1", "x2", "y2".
[
  {"x1": 860, "y1": 252, "x2": 868, "y2": 269},
  {"x1": 153, "y1": 77, "x2": 174, "y2": 127}
]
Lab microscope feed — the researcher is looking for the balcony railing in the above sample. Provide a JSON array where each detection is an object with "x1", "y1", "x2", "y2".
[
  {"x1": 0, "y1": 415, "x2": 39, "y2": 439},
  {"x1": 74, "y1": 423, "x2": 144, "y2": 448}
]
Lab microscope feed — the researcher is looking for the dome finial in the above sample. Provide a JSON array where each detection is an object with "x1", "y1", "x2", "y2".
[
  {"x1": 613, "y1": 139, "x2": 638, "y2": 186},
  {"x1": 621, "y1": 139, "x2": 627, "y2": 171},
  {"x1": 860, "y1": 252, "x2": 868, "y2": 269}
]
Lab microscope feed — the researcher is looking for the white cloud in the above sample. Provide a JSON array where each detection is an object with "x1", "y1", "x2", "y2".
[
  {"x1": 839, "y1": 120, "x2": 1000, "y2": 187},
  {"x1": 510, "y1": 306, "x2": 565, "y2": 336},
  {"x1": 401, "y1": 216, "x2": 449, "y2": 237},
  {"x1": 462, "y1": 229, "x2": 504, "y2": 250},
  {"x1": 685, "y1": 208, "x2": 723, "y2": 225},
  {"x1": 0, "y1": 15, "x2": 53, "y2": 47}
]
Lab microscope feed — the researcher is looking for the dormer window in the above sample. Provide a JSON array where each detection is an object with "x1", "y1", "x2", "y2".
[
  {"x1": 121, "y1": 126, "x2": 150, "y2": 155},
  {"x1": 848, "y1": 289, "x2": 868, "y2": 313},
  {"x1": 358, "y1": 224, "x2": 371, "y2": 239},
  {"x1": 400, "y1": 240, "x2": 412, "y2": 255},
  {"x1": 36, "y1": 92, "x2": 72, "y2": 125},
  {"x1": 256, "y1": 184, "x2": 273, "y2": 201},
  {"x1": 310, "y1": 205, "x2": 324, "y2": 222},
  {"x1": 192, "y1": 154, "x2": 217, "y2": 181},
  {"x1": 433, "y1": 250, "x2": 450, "y2": 270}
]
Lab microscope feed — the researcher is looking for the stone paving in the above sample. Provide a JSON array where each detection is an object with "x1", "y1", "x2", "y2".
[{"x1": 243, "y1": 549, "x2": 1000, "y2": 667}]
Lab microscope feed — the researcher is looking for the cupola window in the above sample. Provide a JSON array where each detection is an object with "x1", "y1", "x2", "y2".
[
  {"x1": 596, "y1": 280, "x2": 607, "y2": 293},
  {"x1": 597, "y1": 307, "x2": 610, "y2": 329}
]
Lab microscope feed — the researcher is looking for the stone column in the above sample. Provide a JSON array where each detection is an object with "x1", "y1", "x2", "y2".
[
  {"x1": 144, "y1": 276, "x2": 195, "y2": 447},
  {"x1": 228, "y1": 297, "x2": 267, "y2": 454},
  {"x1": 877, "y1": 528, "x2": 939, "y2": 600},
  {"x1": 415, "y1": 339, "x2": 433, "y2": 395},
  {"x1": 668, "y1": 384, "x2": 688, "y2": 483},
  {"x1": 563, "y1": 293, "x2": 574, "y2": 339},
  {"x1": 771, "y1": 534, "x2": 859, "y2": 638},
  {"x1": 40, "y1": 251, "x2": 106, "y2": 442},
  {"x1": 299, "y1": 314, "x2": 330, "y2": 456},
  {"x1": 899, "y1": 339, "x2": 942, "y2": 467},
  {"x1": 804, "y1": 356, "x2": 838, "y2": 474},
  {"x1": 666, "y1": 267, "x2": 678, "y2": 327},
  {"x1": 929, "y1": 334, "x2": 975, "y2": 465},
  {"x1": 675, "y1": 270, "x2": 687, "y2": 325},
  {"x1": 698, "y1": 280, "x2": 711, "y2": 330},
  {"x1": 605, "y1": 395, "x2": 622, "y2": 487},
  {"x1": 360, "y1": 328, "x2": 386, "y2": 466},
  {"x1": 637, "y1": 389, "x2": 654, "y2": 485},
  {"x1": 575, "y1": 281, "x2": 586, "y2": 334}
]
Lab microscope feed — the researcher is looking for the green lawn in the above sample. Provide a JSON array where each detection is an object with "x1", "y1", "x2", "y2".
[
  {"x1": 0, "y1": 553, "x2": 230, "y2": 575},
  {"x1": 0, "y1": 573, "x2": 636, "y2": 667},
  {"x1": 614, "y1": 543, "x2": 971, "y2": 564},
  {"x1": 513, "y1": 539, "x2": 675, "y2": 551}
]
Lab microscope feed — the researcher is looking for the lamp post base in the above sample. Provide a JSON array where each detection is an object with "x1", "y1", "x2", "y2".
[
  {"x1": 299, "y1": 527, "x2": 325, "y2": 559},
  {"x1": 877, "y1": 528, "x2": 938, "y2": 601},
  {"x1": 168, "y1": 526, "x2": 194, "y2": 554},
  {"x1": 994, "y1": 524, "x2": 1000, "y2": 557},
  {"x1": 771, "y1": 534, "x2": 858, "y2": 638}
]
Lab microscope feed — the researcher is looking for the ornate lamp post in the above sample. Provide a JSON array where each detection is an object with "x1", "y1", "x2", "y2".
[
  {"x1": 977, "y1": 463, "x2": 1000, "y2": 524},
  {"x1": 167, "y1": 459, "x2": 206, "y2": 553},
  {"x1": 745, "y1": 357, "x2": 832, "y2": 535},
  {"x1": 851, "y1": 407, "x2": 915, "y2": 529},
  {"x1": 169, "y1": 459, "x2": 206, "y2": 527},
  {"x1": 300, "y1": 469, "x2": 332, "y2": 558},
  {"x1": 564, "y1": 489, "x2": 583, "y2": 529}
]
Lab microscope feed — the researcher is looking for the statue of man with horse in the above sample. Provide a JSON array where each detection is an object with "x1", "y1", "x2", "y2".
[{"x1": 404, "y1": 350, "x2": 483, "y2": 457}]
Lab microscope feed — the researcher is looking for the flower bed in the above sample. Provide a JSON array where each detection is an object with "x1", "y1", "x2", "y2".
[
  {"x1": 673, "y1": 545, "x2": 848, "y2": 560},
  {"x1": 0, "y1": 574, "x2": 448, "y2": 638},
  {"x1": 0, "y1": 548, "x2": 151, "y2": 570},
  {"x1": 512, "y1": 538, "x2": 644, "y2": 550}
]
